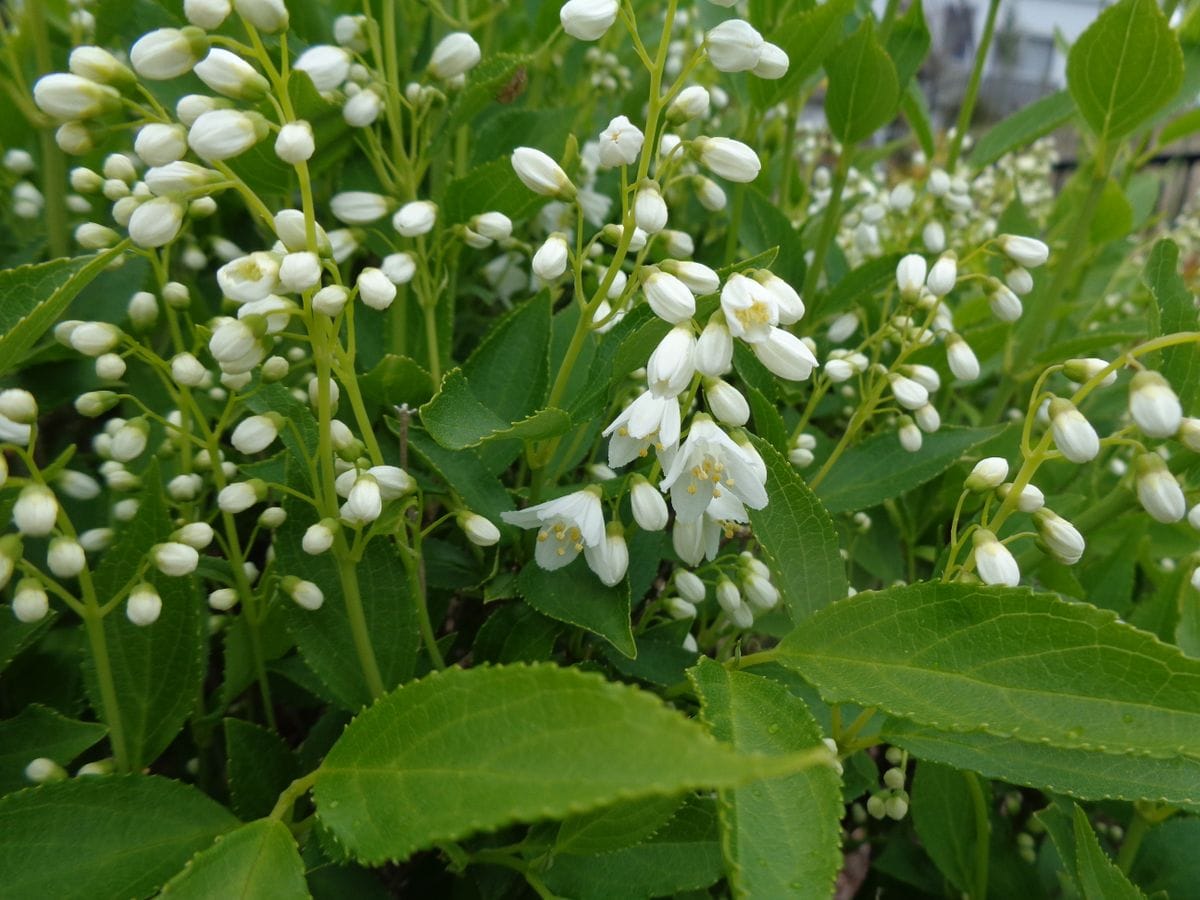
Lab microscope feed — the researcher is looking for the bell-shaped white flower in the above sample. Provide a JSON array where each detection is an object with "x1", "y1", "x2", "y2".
[
  {"x1": 501, "y1": 486, "x2": 605, "y2": 570},
  {"x1": 663, "y1": 260, "x2": 720, "y2": 296},
  {"x1": 603, "y1": 391, "x2": 681, "y2": 466},
  {"x1": 646, "y1": 325, "x2": 697, "y2": 398},
  {"x1": 1135, "y1": 454, "x2": 1185, "y2": 523},
  {"x1": 998, "y1": 234, "x2": 1049, "y2": 268},
  {"x1": 428, "y1": 33, "x2": 481, "y2": 79},
  {"x1": 532, "y1": 233, "x2": 570, "y2": 281},
  {"x1": 584, "y1": 522, "x2": 629, "y2": 586},
  {"x1": 630, "y1": 475, "x2": 669, "y2": 531},
  {"x1": 560, "y1": 0, "x2": 619, "y2": 41},
  {"x1": 1129, "y1": 371, "x2": 1182, "y2": 439},
  {"x1": 695, "y1": 136, "x2": 761, "y2": 182},
  {"x1": 721, "y1": 273, "x2": 777, "y2": 343},
  {"x1": 217, "y1": 252, "x2": 280, "y2": 302},
  {"x1": 459, "y1": 512, "x2": 501, "y2": 547},
  {"x1": 512, "y1": 147, "x2": 575, "y2": 198},
  {"x1": 752, "y1": 327, "x2": 817, "y2": 380},
  {"x1": 706, "y1": 20, "x2": 763, "y2": 72},
  {"x1": 753, "y1": 272, "x2": 804, "y2": 325},
  {"x1": 660, "y1": 416, "x2": 768, "y2": 522},
  {"x1": 1049, "y1": 398, "x2": 1099, "y2": 463},
  {"x1": 643, "y1": 271, "x2": 695, "y2": 323},
  {"x1": 1034, "y1": 509, "x2": 1085, "y2": 565},
  {"x1": 695, "y1": 317, "x2": 733, "y2": 376},
  {"x1": 972, "y1": 529, "x2": 1019, "y2": 586}
]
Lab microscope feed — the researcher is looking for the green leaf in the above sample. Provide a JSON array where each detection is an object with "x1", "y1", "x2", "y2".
[
  {"x1": 967, "y1": 90, "x2": 1076, "y2": 168},
  {"x1": 472, "y1": 602, "x2": 561, "y2": 664},
  {"x1": 1090, "y1": 178, "x2": 1134, "y2": 243},
  {"x1": 0, "y1": 704, "x2": 106, "y2": 794},
  {"x1": 517, "y1": 557, "x2": 635, "y2": 658},
  {"x1": 740, "y1": 187, "x2": 805, "y2": 287},
  {"x1": 0, "y1": 605, "x2": 56, "y2": 675},
  {"x1": 885, "y1": 0, "x2": 930, "y2": 88},
  {"x1": 225, "y1": 719, "x2": 300, "y2": 821},
  {"x1": 1143, "y1": 239, "x2": 1200, "y2": 411},
  {"x1": 358, "y1": 354, "x2": 435, "y2": 413},
  {"x1": 1129, "y1": 818, "x2": 1200, "y2": 895},
  {"x1": 900, "y1": 82, "x2": 935, "y2": 158},
  {"x1": 746, "y1": 385, "x2": 790, "y2": 454},
  {"x1": 1073, "y1": 804, "x2": 1146, "y2": 900},
  {"x1": 273, "y1": 463, "x2": 421, "y2": 710},
  {"x1": 776, "y1": 582, "x2": 1200, "y2": 760},
  {"x1": 749, "y1": 0, "x2": 852, "y2": 109},
  {"x1": 746, "y1": 437, "x2": 847, "y2": 622},
  {"x1": 824, "y1": 18, "x2": 900, "y2": 145},
  {"x1": 543, "y1": 797, "x2": 725, "y2": 899},
  {"x1": 910, "y1": 761, "x2": 985, "y2": 894},
  {"x1": 405, "y1": 428, "x2": 514, "y2": 524},
  {"x1": 0, "y1": 247, "x2": 126, "y2": 376},
  {"x1": 444, "y1": 155, "x2": 544, "y2": 224},
  {"x1": 464, "y1": 290, "x2": 552, "y2": 421},
  {"x1": 689, "y1": 660, "x2": 842, "y2": 900},
  {"x1": 160, "y1": 818, "x2": 308, "y2": 900},
  {"x1": 313, "y1": 664, "x2": 824, "y2": 863},
  {"x1": 438, "y1": 54, "x2": 530, "y2": 143},
  {"x1": 82, "y1": 470, "x2": 206, "y2": 770},
  {"x1": 420, "y1": 369, "x2": 571, "y2": 449},
  {"x1": 471, "y1": 108, "x2": 576, "y2": 166},
  {"x1": 555, "y1": 795, "x2": 684, "y2": 856},
  {"x1": 883, "y1": 719, "x2": 1200, "y2": 811},
  {"x1": 1157, "y1": 106, "x2": 1200, "y2": 147},
  {"x1": 814, "y1": 424, "x2": 1009, "y2": 514},
  {"x1": 815, "y1": 251, "x2": 903, "y2": 319},
  {"x1": 1067, "y1": 0, "x2": 1183, "y2": 144},
  {"x1": 0, "y1": 775, "x2": 237, "y2": 900},
  {"x1": 604, "y1": 619, "x2": 699, "y2": 688}
]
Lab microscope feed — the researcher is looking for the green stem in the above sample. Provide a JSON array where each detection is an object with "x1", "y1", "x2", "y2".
[
  {"x1": 81, "y1": 606, "x2": 131, "y2": 772},
  {"x1": 336, "y1": 548, "x2": 386, "y2": 701},
  {"x1": 270, "y1": 770, "x2": 319, "y2": 820},
  {"x1": 401, "y1": 525, "x2": 445, "y2": 670},
  {"x1": 422, "y1": 300, "x2": 442, "y2": 383},
  {"x1": 947, "y1": 0, "x2": 1001, "y2": 169},
  {"x1": 25, "y1": 0, "x2": 68, "y2": 259},
  {"x1": 1116, "y1": 808, "x2": 1149, "y2": 874},
  {"x1": 802, "y1": 152, "x2": 850, "y2": 308},
  {"x1": 966, "y1": 773, "x2": 991, "y2": 899}
]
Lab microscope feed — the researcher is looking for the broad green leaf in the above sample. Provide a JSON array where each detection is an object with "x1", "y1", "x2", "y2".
[
  {"x1": 517, "y1": 558, "x2": 635, "y2": 657},
  {"x1": 0, "y1": 605, "x2": 56, "y2": 675},
  {"x1": 0, "y1": 704, "x2": 106, "y2": 794},
  {"x1": 0, "y1": 775, "x2": 236, "y2": 900},
  {"x1": 746, "y1": 437, "x2": 847, "y2": 622},
  {"x1": 885, "y1": 0, "x2": 930, "y2": 88},
  {"x1": 824, "y1": 18, "x2": 900, "y2": 145},
  {"x1": 82, "y1": 470, "x2": 205, "y2": 770},
  {"x1": 314, "y1": 664, "x2": 825, "y2": 862},
  {"x1": 910, "y1": 761, "x2": 986, "y2": 895},
  {"x1": 1090, "y1": 178, "x2": 1134, "y2": 243},
  {"x1": 274, "y1": 461, "x2": 421, "y2": 710},
  {"x1": 160, "y1": 818, "x2": 308, "y2": 900},
  {"x1": 555, "y1": 795, "x2": 684, "y2": 856},
  {"x1": 689, "y1": 660, "x2": 842, "y2": 900},
  {"x1": 464, "y1": 290, "x2": 552, "y2": 422},
  {"x1": 968, "y1": 91, "x2": 1076, "y2": 168},
  {"x1": 1067, "y1": 0, "x2": 1182, "y2": 144},
  {"x1": 358, "y1": 354, "x2": 435, "y2": 413},
  {"x1": 900, "y1": 82, "x2": 935, "y2": 158},
  {"x1": 472, "y1": 602, "x2": 561, "y2": 664},
  {"x1": 541, "y1": 796, "x2": 725, "y2": 900},
  {"x1": 1073, "y1": 804, "x2": 1146, "y2": 900},
  {"x1": 0, "y1": 247, "x2": 126, "y2": 376},
  {"x1": 815, "y1": 424, "x2": 1009, "y2": 513},
  {"x1": 1143, "y1": 239, "x2": 1199, "y2": 411},
  {"x1": 444, "y1": 155, "x2": 544, "y2": 224},
  {"x1": 815, "y1": 251, "x2": 903, "y2": 319},
  {"x1": 776, "y1": 582, "x2": 1200, "y2": 758},
  {"x1": 1130, "y1": 819, "x2": 1200, "y2": 896},
  {"x1": 437, "y1": 54, "x2": 531, "y2": 145},
  {"x1": 405, "y1": 428, "x2": 515, "y2": 524},
  {"x1": 245, "y1": 382, "x2": 319, "y2": 490},
  {"x1": 1157, "y1": 106, "x2": 1200, "y2": 147},
  {"x1": 471, "y1": 108, "x2": 576, "y2": 166},
  {"x1": 749, "y1": 0, "x2": 852, "y2": 109},
  {"x1": 420, "y1": 369, "x2": 570, "y2": 450},
  {"x1": 883, "y1": 719, "x2": 1200, "y2": 812},
  {"x1": 746, "y1": 385, "x2": 789, "y2": 453},
  {"x1": 740, "y1": 188, "x2": 806, "y2": 287},
  {"x1": 604, "y1": 619, "x2": 699, "y2": 688},
  {"x1": 225, "y1": 719, "x2": 300, "y2": 821}
]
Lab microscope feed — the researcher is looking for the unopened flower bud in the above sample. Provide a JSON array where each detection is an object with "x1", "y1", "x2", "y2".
[
  {"x1": 33, "y1": 74, "x2": 121, "y2": 120},
  {"x1": 532, "y1": 234, "x2": 570, "y2": 281},
  {"x1": 1034, "y1": 509, "x2": 1085, "y2": 565},
  {"x1": 283, "y1": 575, "x2": 324, "y2": 610},
  {"x1": 14, "y1": 485, "x2": 58, "y2": 537},
  {"x1": 706, "y1": 19, "x2": 764, "y2": 72},
  {"x1": 234, "y1": 0, "x2": 289, "y2": 33},
  {"x1": 1129, "y1": 371, "x2": 1182, "y2": 439},
  {"x1": 294, "y1": 45, "x2": 352, "y2": 90},
  {"x1": 188, "y1": 109, "x2": 268, "y2": 161},
  {"x1": 75, "y1": 390, "x2": 120, "y2": 417},
  {"x1": 47, "y1": 537, "x2": 86, "y2": 578},
  {"x1": 0, "y1": 390, "x2": 37, "y2": 425},
  {"x1": 428, "y1": 32, "x2": 481, "y2": 78},
  {"x1": 275, "y1": 120, "x2": 315, "y2": 163},
  {"x1": 630, "y1": 475, "x2": 669, "y2": 531},
  {"x1": 218, "y1": 479, "x2": 265, "y2": 513},
  {"x1": 175, "y1": 522, "x2": 215, "y2": 549},
  {"x1": 357, "y1": 268, "x2": 397, "y2": 310},
  {"x1": 972, "y1": 529, "x2": 1019, "y2": 587},
  {"x1": 705, "y1": 378, "x2": 749, "y2": 426},
  {"x1": 24, "y1": 757, "x2": 66, "y2": 784},
  {"x1": 560, "y1": 0, "x2": 619, "y2": 41},
  {"x1": 126, "y1": 583, "x2": 163, "y2": 626},
  {"x1": 208, "y1": 587, "x2": 238, "y2": 611},
  {"x1": 694, "y1": 136, "x2": 760, "y2": 182},
  {"x1": 1048, "y1": 398, "x2": 1099, "y2": 464},
  {"x1": 194, "y1": 48, "x2": 269, "y2": 100},
  {"x1": 668, "y1": 86, "x2": 710, "y2": 123},
  {"x1": 130, "y1": 27, "x2": 209, "y2": 80},
  {"x1": 512, "y1": 147, "x2": 575, "y2": 199},
  {"x1": 998, "y1": 234, "x2": 1049, "y2": 268},
  {"x1": 459, "y1": 512, "x2": 501, "y2": 546},
  {"x1": 13, "y1": 579, "x2": 49, "y2": 623},
  {"x1": 966, "y1": 457, "x2": 1008, "y2": 492},
  {"x1": 393, "y1": 200, "x2": 437, "y2": 237},
  {"x1": 1135, "y1": 454, "x2": 1186, "y2": 523},
  {"x1": 231, "y1": 413, "x2": 281, "y2": 454}
]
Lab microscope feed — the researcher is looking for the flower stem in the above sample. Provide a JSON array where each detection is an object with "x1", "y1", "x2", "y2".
[
  {"x1": 947, "y1": 0, "x2": 1000, "y2": 170},
  {"x1": 81, "y1": 604, "x2": 130, "y2": 773},
  {"x1": 336, "y1": 545, "x2": 386, "y2": 701},
  {"x1": 802, "y1": 152, "x2": 850, "y2": 309}
]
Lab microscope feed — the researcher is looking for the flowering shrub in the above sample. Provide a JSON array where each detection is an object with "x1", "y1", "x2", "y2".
[{"x1": 0, "y1": 0, "x2": 1199, "y2": 895}]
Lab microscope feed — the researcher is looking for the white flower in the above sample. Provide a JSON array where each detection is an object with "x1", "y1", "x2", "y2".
[
  {"x1": 331, "y1": 190, "x2": 392, "y2": 224},
  {"x1": 175, "y1": 522, "x2": 215, "y2": 549},
  {"x1": 208, "y1": 587, "x2": 238, "y2": 611},
  {"x1": 752, "y1": 327, "x2": 817, "y2": 380},
  {"x1": 128, "y1": 197, "x2": 185, "y2": 249},
  {"x1": 231, "y1": 414, "x2": 280, "y2": 454},
  {"x1": 695, "y1": 136, "x2": 761, "y2": 182},
  {"x1": 342, "y1": 474, "x2": 383, "y2": 525},
  {"x1": 532, "y1": 234, "x2": 570, "y2": 281},
  {"x1": 603, "y1": 391, "x2": 681, "y2": 466},
  {"x1": 501, "y1": 487, "x2": 605, "y2": 570},
  {"x1": 988, "y1": 283, "x2": 1023, "y2": 322},
  {"x1": 1049, "y1": 399, "x2": 1099, "y2": 463},
  {"x1": 1034, "y1": 509, "x2": 1085, "y2": 565},
  {"x1": 134, "y1": 124, "x2": 187, "y2": 166},
  {"x1": 1135, "y1": 454, "x2": 1185, "y2": 523},
  {"x1": 169, "y1": 352, "x2": 208, "y2": 387},
  {"x1": 560, "y1": 0, "x2": 619, "y2": 41},
  {"x1": 285, "y1": 577, "x2": 325, "y2": 611},
  {"x1": 666, "y1": 597, "x2": 697, "y2": 619},
  {"x1": 643, "y1": 271, "x2": 695, "y2": 323},
  {"x1": 14, "y1": 485, "x2": 58, "y2": 537},
  {"x1": 946, "y1": 335, "x2": 979, "y2": 381},
  {"x1": 428, "y1": 33, "x2": 481, "y2": 79},
  {"x1": 752, "y1": 42, "x2": 788, "y2": 79},
  {"x1": 218, "y1": 480, "x2": 263, "y2": 513},
  {"x1": 310, "y1": 285, "x2": 347, "y2": 317},
  {"x1": 275, "y1": 121, "x2": 315, "y2": 164},
  {"x1": 1189, "y1": 503, "x2": 1200, "y2": 531},
  {"x1": 705, "y1": 378, "x2": 749, "y2": 426},
  {"x1": 145, "y1": 161, "x2": 219, "y2": 195},
  {"x1": 369, "y1": 465, "x2": 414, "y2": 499},
  {"x1": 153, "y1": 541, "x2": 199, "y2": 576},
  {"x1": 217, "y1": 252, "x2": 280, "y2": 302},
  {"x1": 672, "y1": 570, "x2": 704, "y2": 604},
  {"x1": 634, "y1": 184, "x2": 668, "y2": 234},
  {"x1": 13, "y1": 580, "x2": 49, "y2": 623},
  {"x1": 380, "y1": 253, "x2": 417, "y2": 285},
  {"x1": 512, "y1": 147, "x2": 575, "y2": 198},
  {"x1": 1180, "y1": 418, "x2": 1200, "y2": 452},
  {"x1": 357, "y1": 268, "x2": 397, "y2": 310},
  {"x1": 394, "y1": 200, "x2": 438, "y2": 237},
  {"x1": 302, "y1": 520, "x2": 337, "y2": 555},
  {"x1": 927, "y1": 253, "x2": 957, "y2": 296},
  {"x1": 965, "y1": 456, "x2": 1008, "y2": 491},
  {"x1": 721, "y1": 273, "x2": 777, "y2": 343},
  {"x1": 69, "y1": 47, "x2": 133, "y2": 86},
  {"x1": 188, "y1": 109, "x2": 266, "y2": 160},
  {"x1": 57, "y1": 470, "x2": 100, "y2": 500},
  {"x1": 47, "y1": 538, "x2": 85, "y2": 578},
  {"x1": 663, "y1": 260, "x2": 720, "y2": 296},
  {"x1": 1063, "y1": 358, "x2": 1116, "y2": 387},
  {"x1": 744, "y1": 573, "x2": 780, "y2": 611},
  {"x1": 597, "y1": 115, "x2": 644, "y2": 168},
  {"x1": 459, "y1": 512, "x2": 501, "y2": 546},
  {"x1": 126, "y1": 583, "x2": 162, "y2": 626},
  {"x1": 111, "y1": 419, "x2": 149, "y2": 462},
  {"x1": 669, "y1": 86, "x2": 710, "y2": 122},
  {"x1": 185, "y1": 0, "x2": 231, "y2": 29},
  {"x1": 896, "y1": 254, "x2": 926, "y2": 296},
  {"x1": 0, "y1": 390, "x2": 37, "y2": 425},
  {"x1": 471, "y1": 212, "x2": 512, "y2": 242},
  {"x1": 194, "y1": 48, "x2": 269, "y2": 99},
  {"x1": 1129, "y1": 371, "x2": 1182, "y2": 439},
  {"x1": 343, "y1": 88, "x2": 383, "y2": 127},
  {"x1": 660, "y1": 417, "x2": 768, "y2": 522},
  {"x1": 973, "y1": 529, "x2": 1019, "y2": 586},
  {"x1": 630, "y1": 476, "x2": 669, "y2": 531},
  {"x1": 1006, "y1": 266, "x2": 1034, "y2": 295},
  {"x1": 695, "y1": 176, "x2": 726, "y2": 211},
  {"x1": 695, "y1": 318, "x2": 733, "y2": 376},
  {"x1": 706, "y1": 20, "x2": 763, "y2": 72},
  {"x1": 131, "y1": 28, "x2": 207, "y2": 80},
  {"x1": 295, "y1": 45, "x2": 351, "y2": 91},
  {"x1": 234, "y1": 0, "x2": 289, "y2": 32},
  {"x1": 584, "y1": 523, "x2": 628, "y2": 586},
  {"x1": 999, "y1": 234, "x2": 1049, "y2": 268},
  {"x1": 753, "y1": 272, "x2": 804, "y2": 325},
  {"x1": 647, "y1": 325, "x2": 697, "y2": 398},
  {"x1": 922, "y1": 221, "x2": 946, "y2": 253},
  {"x1": 278, "y1": 251, "x2": 321, "y2": 292}
]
